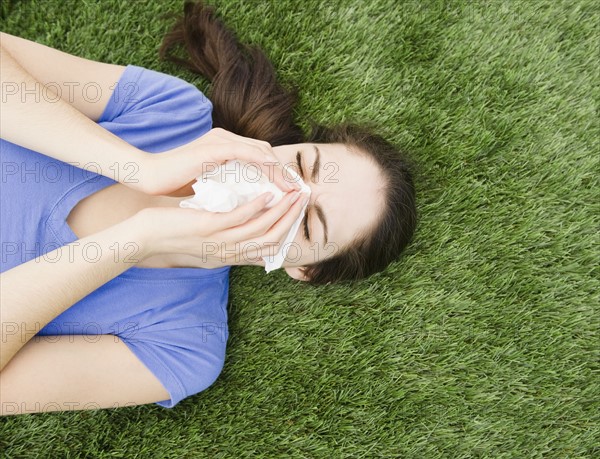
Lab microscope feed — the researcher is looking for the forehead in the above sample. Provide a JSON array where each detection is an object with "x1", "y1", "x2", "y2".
[{"x1": 309, "y1": 143, "x2": 385, "y2": 249}]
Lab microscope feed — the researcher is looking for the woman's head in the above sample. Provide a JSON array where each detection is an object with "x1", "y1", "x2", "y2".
[
  {"x1": 267, "y1": 138, "x2": 385, "y2": 281},
  {"x1": 160, "y1": 1, "x2": 417, "y2": 285}
]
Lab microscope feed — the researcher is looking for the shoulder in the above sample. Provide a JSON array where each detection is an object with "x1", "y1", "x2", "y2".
[
  {"x1": 97, "y1": 65, "x2": 215, "y2": 152},
  {"x1": 99, "y1": 64, "x2": 213, "y2": 123},
  {"x1": 113, "y1": 269, "x2": 231, "y2": 407}
]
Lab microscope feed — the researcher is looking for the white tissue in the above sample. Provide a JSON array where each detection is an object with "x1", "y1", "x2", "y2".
[{"x1": 179, "y1": 160, "x2": 311, "y2": 273}]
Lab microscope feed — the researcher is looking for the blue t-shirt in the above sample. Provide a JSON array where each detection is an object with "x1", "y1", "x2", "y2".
[{"x1": 0, "y1": 65, "x2": 230, "y2": 408}]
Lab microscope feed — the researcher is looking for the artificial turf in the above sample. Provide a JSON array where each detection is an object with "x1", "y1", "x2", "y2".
[{"x1": 1, "y1": 0, "x2": 598, "y2": 457}]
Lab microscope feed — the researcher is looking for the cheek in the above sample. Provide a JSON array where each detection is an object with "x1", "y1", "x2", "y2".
[{"x1": 284, "y1": 237, "x2": 314, "y2": 266}]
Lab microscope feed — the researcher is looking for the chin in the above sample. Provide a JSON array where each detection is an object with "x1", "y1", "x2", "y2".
[{"x1": 284, "y1": 266, "x2": 308, "y2": 281}]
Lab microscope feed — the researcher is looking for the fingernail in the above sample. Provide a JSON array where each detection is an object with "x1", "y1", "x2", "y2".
[
  {"x1": 290, "y1": 191, "x2": 300, "y2": 201},
  {"x1": 264, "y1": 192, "x2": 274, "y2": 204}
]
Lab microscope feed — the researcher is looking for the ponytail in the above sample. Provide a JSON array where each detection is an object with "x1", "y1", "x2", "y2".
[{"x1": 159, "y1": 1, "x2": 304, "y2": 146}]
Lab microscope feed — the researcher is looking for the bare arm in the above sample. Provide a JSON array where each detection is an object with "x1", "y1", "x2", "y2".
[
  {"x1": 0, "y1": 33, "x2": 149, "y2": 189},
  {"x1": 0, "y1": 167, "x2": 305, "y2": 414},
  {"x1": 0, "y1": 34, "x2": 186, "y2": 412},
  {"x1": 0, "y1": 31, "x2": 125, "y2": 121},
  {"x1": 0, "y1": 210, "x2": 174, "y2": 414},
  {"x1": 0, "y1": 335, "x2": 171, "y2": 415},
  {"x1": 0, "y1": 213, "x2": 150, "y2": 371}
]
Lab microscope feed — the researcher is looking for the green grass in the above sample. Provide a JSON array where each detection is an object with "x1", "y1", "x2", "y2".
[{"x1": 1, "y1": 0, "x2": 598, "y2": 457}]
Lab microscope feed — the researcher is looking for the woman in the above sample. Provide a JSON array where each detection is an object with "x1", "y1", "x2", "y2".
[{"x1": 0, "y1": 1, "x2": 416, "y2": 414}]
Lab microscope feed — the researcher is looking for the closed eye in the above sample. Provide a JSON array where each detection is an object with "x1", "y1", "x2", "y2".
[{"x1": 296, "y1": 151, "x2": 311, "y2": 240}]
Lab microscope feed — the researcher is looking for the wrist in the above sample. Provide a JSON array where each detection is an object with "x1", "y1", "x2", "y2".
[
  {"x1": 121, "y1": 209, "x2": 158, "y2": 261},
  {"x1": 113, "y1": 146, "x2": 151, "y2": 194}
]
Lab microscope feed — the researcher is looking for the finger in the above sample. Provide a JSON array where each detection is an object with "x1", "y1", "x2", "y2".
[
  {"x1": 251, "y1": 190, "x2": 306, "y2": 244},
  {"x1": 260, "y1": 157, "x2": 302, "y2": 193},
  {"x1": 212, "y1": 191, "x2": 276, "y2": 230},
  {"x1": 214, "y1": 128, "x2": 273, "y2": 152},
  {"x1": 240, "y1": 200, "x2": 307, "y2": 264},
  {"x1": 202, "y1": 143, "x2": 262, "y2": 168},
  {"x1": 254, "y1": 191, "x2": 309, "y2": 247},
  {"x1": 228, "y1": 235, "x2": 283, "y2": 264},
  {"x1": 233, "y1": 145, "x2": 301, "y2": 193},
  {"x1": 208, "y1": 128, "x2": 272, "y2": 154},
  {"x1": 239, "y1": 208, "x2": 317, "y2": 261},
  {"x1": 164, "y1": 179, "x2": 196, "y2": 198},
  {"x1": 235, "y1": 241, "x2": 273, "y2": 265},
  {"x1": 224, "y1": 190, "x2": 303, "y2": 241},
  {"x1": 244, "y1": 189, "x2": 306, "y2": 247},
  {"x1": 210, "y1": 143, "x2": 301, "y2": 193}
]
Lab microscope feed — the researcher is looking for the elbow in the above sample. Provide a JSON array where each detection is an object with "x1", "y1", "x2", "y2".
[
  {"x1": 186, "y1": 353, "x2": 226, "y2": 400},
  {"x1": 198, "y1": 355, "x2": 226, "y2": 393}
]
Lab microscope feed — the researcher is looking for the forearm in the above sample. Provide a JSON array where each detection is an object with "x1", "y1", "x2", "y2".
[
  {"x1": 0, "y1": 214, "x2": 150, "y2": 371},
  {"x1": 0, "y1": 45, "x2": 148, "y2": 186}
]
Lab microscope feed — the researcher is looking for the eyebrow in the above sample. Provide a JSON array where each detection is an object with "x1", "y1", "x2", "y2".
[
  {"x1": 309, "y1": 145, "x2": 328, "y2": 245},
  {"x1": 311, "y1": 145, "x2": 321, "y2": 183}
]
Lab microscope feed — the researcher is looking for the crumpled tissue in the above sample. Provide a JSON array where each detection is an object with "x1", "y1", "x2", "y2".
[{"x1": 179, "y1": 160, "x2": 310, "y2": 272}]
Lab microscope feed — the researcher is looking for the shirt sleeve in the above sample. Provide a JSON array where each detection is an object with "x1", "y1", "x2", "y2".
[
  {"x1": 91, "y1": 65, "x2": 224, "y2": 408},
  {"x1": 122, "y1": 324, "x2": 228, "y2": 408},
  {"x1": 37, "y1": 266, "x2": 231, "y2": 409},
  {"x1": 113, "y1": 269, "x2": 231, "y2": 408},
  {"x1": 96, "y1": 64, "x2": 214, "y2": 153}
]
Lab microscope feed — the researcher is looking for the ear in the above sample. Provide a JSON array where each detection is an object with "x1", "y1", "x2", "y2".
[{"x1": 284, "y1": 267, "x2": 309, "y2": 281}]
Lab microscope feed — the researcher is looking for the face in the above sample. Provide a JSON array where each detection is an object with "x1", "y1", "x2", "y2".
[{"x1": 260, "y1": 142, "x2": 385, "y2": 281}]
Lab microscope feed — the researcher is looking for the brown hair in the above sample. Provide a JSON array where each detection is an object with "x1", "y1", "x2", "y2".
[{"x1": 159, "y1": 1, "x2": 417, "y2": 285}]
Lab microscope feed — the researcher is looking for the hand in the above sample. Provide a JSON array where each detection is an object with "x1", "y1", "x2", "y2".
[
  {"x1": 133, "y1": 188, "x2": 309, "y2": 269},
  {"x1": 137, "y1": 128, "x2": 301, "y2": 197}
]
